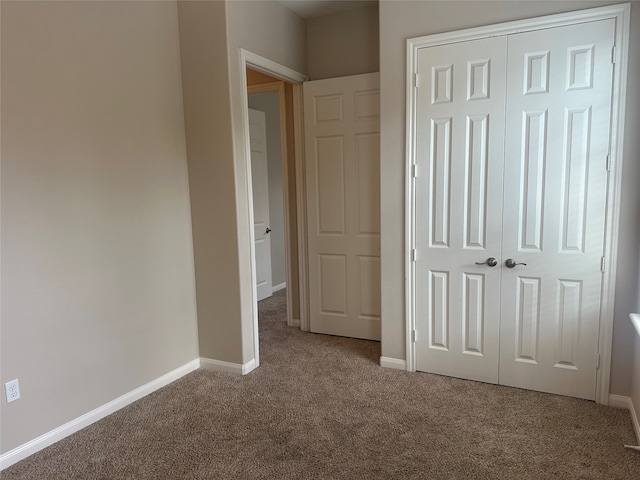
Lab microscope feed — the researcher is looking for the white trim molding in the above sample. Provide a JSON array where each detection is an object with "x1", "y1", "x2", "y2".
[
  {"x1": 380, "y1": 357, "x2": 407, "y2": 370},
  {"x1": 199, "y1": 357, "x2": 257, "y2": 376},
  {"x1": 404, "y1": 4, "x2": 630, "y2": 405},
  {"x1": 609, "y1": 394, "x2": 632, "y2": 410},
  {"x1": 630, "y1": 313, "x2": 640, "y2": 337},
  {"x1": 632, "y1": 398, "x2": 640, "y2": 445},
  {"x1": 0, "y1": 359, "x2": 200, "y2": 471},
  {"x1": 241, "y1": 49, "x2": 307, "y2": 85},
  {"x1": 628, "y1": 313, "x2": 640, "y2": 444},
  {"x1": 272, "y1": 282, "x2": 286, "y2": 293},
  {"x1": 609, "y1": 394, "x2": 640, "y2": 444}
]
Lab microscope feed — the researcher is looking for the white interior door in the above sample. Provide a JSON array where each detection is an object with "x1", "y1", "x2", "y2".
[
  {"x1": 304, "y1": 73, "x2": 381, "y2": 340},
  {"x1": 414, "y1": 37, "x2": 508, "y2": 383},
  {"x1": 413, "y1": 19, "x2": 615, "y2": 400},
  {"x1": 499, "y1": 19, "x2": 614, "y2": 399},
  {"x1": 249, "y1": 108, "x2": 273, "y2": 302}
]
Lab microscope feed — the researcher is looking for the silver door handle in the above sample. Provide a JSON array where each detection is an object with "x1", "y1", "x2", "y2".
[
  {"x1": 265, "y1": 228, "x2": 271, "y2": 234},
  {"x1": 475, "y1": 257, "x2": 498, "y2": 267},
  {"x1": 505, "y1": 258, "x2": 526, "y2": 268}
]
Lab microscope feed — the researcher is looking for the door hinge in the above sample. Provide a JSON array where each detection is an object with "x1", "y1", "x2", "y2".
[
  {"x1": 611, "y1": 46, "x2": 616, "y2": 64},
  {"x1": 601, "y1": 256, "x2": 606, "y2": 273},
  {"x1": 411, "y1": 164, "x2": 417, "y2": 178},
  {"x1": 596, "y1": 353, "x2": 601, "y2": 369},
  {"x1": 606, "y1": 154, "x2": 611, "y2": 171},
  {"x1": 411, "y1": 329, "x2": 417, "y2": 343},
  {"x1": 414, "y1": 73, "x2": 420, "y2": 88},
  {"x1": 411, "y1": 248, "x2": 417, "y2": 262}
]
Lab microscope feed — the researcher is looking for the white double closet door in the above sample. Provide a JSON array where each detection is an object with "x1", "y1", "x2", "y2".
[{"x1": 414, "y1": 20, "x2": 614, "y2": 400}]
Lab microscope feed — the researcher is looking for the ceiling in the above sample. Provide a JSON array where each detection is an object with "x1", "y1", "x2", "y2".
[{"x1": 278, "y1": 0, "x2": 377, "y2": 19}]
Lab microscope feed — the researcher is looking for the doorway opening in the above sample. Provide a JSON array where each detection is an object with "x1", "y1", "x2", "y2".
[
  {"x1": 246, "y1": 68, "x2": 296, "y2": 330},
  {"x1": 239, "y1": 51, "x2": 309, "y2": 369}
]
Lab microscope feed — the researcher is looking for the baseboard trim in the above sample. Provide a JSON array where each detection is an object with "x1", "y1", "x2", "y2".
[
  {"x1": 199, "y1": 357, "x2": 257, "y2": 375},
  {"x1": 272, "y1": 282, "x2": 286, "y2": 293},
  {"x1": 632, "y1": 397, "x2": 640, "y2": 445},
  {"x1": 609, "y1": 394, "x2": 640, "y2": 444},
  {"x1": 0, "y1": 359, "x2": 200, "y2": 471},
  {"x1": 380, "y1": 356, "x2": 407, "y2": 370},
  {"x1": 609, "y1": 394, "x2": 631, "y2": 409},
  {"x1": 290, "y1": 318, "x2": 301, "y2": 328}
]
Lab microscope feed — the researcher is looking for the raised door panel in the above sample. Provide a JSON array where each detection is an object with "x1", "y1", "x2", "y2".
[
  {"x1": 319, "y1": 254, "x2": 347, "y2": 315},
  {"x1": 315, "y1": 136, "x2": 346, "y2": 235},
  {"x1": 355, "y1": 133, "x2": 380, "y2": 236}
]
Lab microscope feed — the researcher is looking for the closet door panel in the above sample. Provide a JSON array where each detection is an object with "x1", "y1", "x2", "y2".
[
  {"x1": 414, "y1": 37, "x2": 507, "y2": 383},
  {"x1": 499, "y1": 19, "x2": 615, "y2": 400}
]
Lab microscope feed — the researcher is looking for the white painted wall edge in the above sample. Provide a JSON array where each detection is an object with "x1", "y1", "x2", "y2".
[
  {"x1": 609, "y1": 394, "x2": 640, "y2": 445},
  {"x1": 633, "y1": 397, "x2": 640, "y2": 446},
  {"x1": 272, "y1": 282, "x2": 286, "y2": 293},
  {"x1": 630, "y1": 313, "x2": 640, "y2": 337},
  {"x1": 0, "y1": 359, "x2": 201, "y2": 471},
  {"x1": 628, "y1": 313, "x2": 640, "y2": 445},
  {"x1": 199, "y1": 357, "x2": 257, "y2": 375},
  {"x1": 380, "y1": 357, "x2": 407, "y2": 370}
]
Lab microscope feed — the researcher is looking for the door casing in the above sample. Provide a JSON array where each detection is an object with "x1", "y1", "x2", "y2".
[{"x1": 405, "y1": 3, "x2": 631, "y2": 404}]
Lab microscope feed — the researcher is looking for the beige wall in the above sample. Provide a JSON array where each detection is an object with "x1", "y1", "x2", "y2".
[
  {"x1": 307, "y1": 5, "x2": 379, "y2": 80},
  {"x1": 178, "y1": 0, "x2": 306, "y2": 365},
  {"x1": 248, "y1": 92, "x2": 287, "y2": 289},
  {"x1": 379, "y1": 1, "x2": 640, "y2": 396},
  {"x1": 1, "y1": 0, "x2": 199, "y2": 454},
  {"x1": 177, "y1": 1, "x2": 244, "y2": 363},
  {"x1": 226, "y1": 0, "x2": 307, "y2": 362}
]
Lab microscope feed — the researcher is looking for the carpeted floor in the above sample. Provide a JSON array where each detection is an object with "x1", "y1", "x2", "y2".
[{"x1": 3, "y1": 289, "x2": 639, "y2": 479}]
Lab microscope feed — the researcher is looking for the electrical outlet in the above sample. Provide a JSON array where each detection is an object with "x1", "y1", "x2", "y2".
[{"x1": 5, "y1": 379, "x2": 20, "y2": 403}]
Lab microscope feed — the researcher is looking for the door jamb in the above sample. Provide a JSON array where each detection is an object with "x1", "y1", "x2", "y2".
[
  {"x1": 404, "y1": 4, "x2": 631, "y2": 404},
  {"x1": 239, "y1": 50, "x2": 309, "y2": 366}
]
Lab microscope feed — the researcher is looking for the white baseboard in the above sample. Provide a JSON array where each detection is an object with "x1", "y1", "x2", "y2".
[
  {"x1": 290, "y1": 317, "x2": 301, "y2": 328},
  {"x1": 632, "y1": 397, "x2": 640, "y2": 445},
  {"x1": 380, "y1": 356, "x2": 407, "y2": 370},
  {"x1": 0, "y1": 359, "x2": 200, "y2": 471},
  {"x1": 199, "y1": 357, "x2": 257, "y2": 375},
  {"x1": 272, "y1": 282, "x2": 286, "y2": 293},
  {"x1": 609, "y1": 394, "x2": 631, "y2": 409},
  {"x1": 609, "y1": 394, "x2": 640, "y2": 444}
]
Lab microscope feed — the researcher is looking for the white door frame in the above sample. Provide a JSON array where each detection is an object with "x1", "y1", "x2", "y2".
[
  {"x1": 238, "y1": 49, "x2": 309, "y2": 367},
  {"x1": 405, "y1": 4, "x2": 631, "y2": 404}
]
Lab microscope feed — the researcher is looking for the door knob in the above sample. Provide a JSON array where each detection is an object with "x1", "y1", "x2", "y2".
[
  {"x1": 265, "y1": 228, "x2": 271, "y2": 234},
  {"x1": 475, "y1": 257, "x2": 498, "y2": 267},
  {"x1": 505, "y1": 258, "x2": 526, "y2": 268}
]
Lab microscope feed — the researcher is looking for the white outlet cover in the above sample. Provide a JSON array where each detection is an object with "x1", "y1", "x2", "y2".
[{"x1": 5, "y1": 379, "x2": 20, "y2": 403}]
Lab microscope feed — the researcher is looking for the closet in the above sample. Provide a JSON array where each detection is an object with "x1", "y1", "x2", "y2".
[{"x1": 410, "y1": 17, "x2": 616, "y2": 400}]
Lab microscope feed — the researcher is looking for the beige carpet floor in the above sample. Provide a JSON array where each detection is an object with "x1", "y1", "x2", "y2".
[{"x1": 3, "y1": 289, "x2": 639, "y2": 479}]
